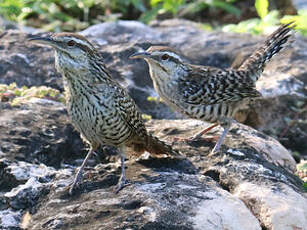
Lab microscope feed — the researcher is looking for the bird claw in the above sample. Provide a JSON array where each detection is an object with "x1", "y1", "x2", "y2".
[
  {"x1": 114, "y1": 177, "x2": 131, "y2": 194},
  {"x1": 208, "y1": 148, "x2": 220, "y2": 156},
  {"x1": 68, "y1": 170, "x2": 83, "y2": 195}
]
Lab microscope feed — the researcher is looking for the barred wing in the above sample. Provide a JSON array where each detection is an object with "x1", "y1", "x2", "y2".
[{"x1": 178, "y1": 64, "x2": 261, "y2": 105}]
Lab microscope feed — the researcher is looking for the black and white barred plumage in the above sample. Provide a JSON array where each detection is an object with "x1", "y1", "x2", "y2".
[
  {"x1": 30, "y1": 32, "x2": 180, "y2": 194},
  {"x1": 238, "y1": 22, "x2": 294, "y2": 82},
  {"x1": 131, "y1": 23, "x2": 293, "y2": 153}
]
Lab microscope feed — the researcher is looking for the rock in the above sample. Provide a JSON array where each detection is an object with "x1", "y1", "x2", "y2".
[
  {"x1": 0, "y1": 31, "x2": 61, "y2": 89},
  {"x1": 0, "y1": 97, "x2": 305, "y2": 229},
  {"x1": 0, "y1": 100, "x2": 307, "y2": 230},
  {"x1": 296, "y1": 160, "x2": 307, "y2": 181},
  {"x1": 30, "y1": 172, "x2": 262, "y2": 230},
  {"x1": 233, "y1": 182, "x2": 307, "y2": 230},
  {"x1": 4, "y1": 177, "x2": 49, "y2": 210},
  {"x1": 293, "y1": 0, "x2": 307, "y2": 9},
  {"x1": 0, "y1": 159, "x2": 56, "y2": 191},
  {"x1": 147, "y1": 119, "x2": 297, "y2": 173},
  {"x1": 0, "y1": 99, "x2": 86, "y2": 168},
  {"x1": 0, "y1": 209, "x2": 22, "y2": 230},
  {"x1": 80, "y1": 21, "x2": 161, "y2": 45},
  {"x1": 1, "y1": 19, "x2": 305, "y2": 155},
  {"x1": 23, "y1": 117, "x2": 305, "y2": 230}
]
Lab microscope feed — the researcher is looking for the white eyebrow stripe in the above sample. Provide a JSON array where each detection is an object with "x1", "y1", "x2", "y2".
[
  {"x1": 69, "y1": 37, "x2": 93, "y2": 49},
  {"x1": 155, "y1": 51, "x2": 183, "y2": 62}
]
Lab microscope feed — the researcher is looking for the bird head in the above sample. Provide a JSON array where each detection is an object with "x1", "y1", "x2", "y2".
[
  {"x1": 130, "y1": 46, "x2": 186, "y2": 79},
  {"x1": 29, "y1": 33, "x2": 99, "y2": 73}
]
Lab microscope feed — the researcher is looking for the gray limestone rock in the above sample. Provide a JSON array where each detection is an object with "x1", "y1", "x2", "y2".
[{"x1": 0, "y1": 99, "x2": 305, "y2": 230}]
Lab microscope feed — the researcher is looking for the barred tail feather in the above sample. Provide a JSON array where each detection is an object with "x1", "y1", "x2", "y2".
[
  {"x1": 238, "y1": 22, "x2": 294, "y2": 82},
  {"x1": 144, "y1": 134, "x2": 181, "y2": 157}
]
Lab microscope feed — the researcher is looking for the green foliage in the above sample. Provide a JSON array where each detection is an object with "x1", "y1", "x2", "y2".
[
  {"x1": 223, "y1": 0, "x2": 307, "y2": 36},
  {"x1": 140, "y1": 0, "x2": 185, "y2": 23},
  {"x1": 0, "y1": 0, "x2": 149, "y2": 31},
  {"x1": 281, "y1": 10, "x2": 307, "y2": 36},
  {"x1": 223, "y1": 10, "x2": 280, "y2": 35},
  {"x1": 0, "y1": 0, "x2": 241, "y2": 31},
  {"x1": 0, "y1": 0, "x2": 306, "y2": 36},
  {"x1": 151, "y1": 0, "x2": 185, "y2": 15},
  {"x1": 141, "y1": 0, "x2": 240, "y2": 23},
  {"x1": 141, "y1": 114, "x2": 152, "y2": 120},
  {"x1": 255, "y1": 0, "x2": 268, "y2": 19},
  {"x1": 0, "y1": 83, "x2": 65, "y2": 105},
  {"x1": 0, "y1": 0, "x2": 23, "y2": 21}
]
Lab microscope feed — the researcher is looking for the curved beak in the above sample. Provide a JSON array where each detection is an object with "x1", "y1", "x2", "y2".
[
  {"x1": 28, "y1": 36, "x2": 56, "y2": 47},
  {"x1": 129, "y1": 52, "x2": 151, "y2": 59}
]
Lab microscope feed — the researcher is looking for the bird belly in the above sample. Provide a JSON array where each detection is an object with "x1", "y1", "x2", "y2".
[
  {"x1": 68, "y1": 95, "x2": 132, "y2": 148},
  {"x1": 182, "y1": 100, "x2": 250, "y2": 123},
  {"x1": 174, "y1": 101, "x2": 236, "y2": 123}
]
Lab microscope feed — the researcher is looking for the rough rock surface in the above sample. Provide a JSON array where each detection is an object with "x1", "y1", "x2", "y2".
[
  {"x1": 0, "y1": 19, "x2": 306, "y2": 156},
  {"x1": 0, "y1": 100, "x2": 306, "y2": 230},
  {"x1": 0, "y1": 99, "x2": 85, "y2": 168},
  {"x1": 0, "y1": 19, "x2": 306, "y2": 230}
]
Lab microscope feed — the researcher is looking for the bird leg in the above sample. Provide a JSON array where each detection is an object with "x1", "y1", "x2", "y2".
[
  {"x1": 210, "y1": 119, "x2": 233, "y2": 155},
  {"x1": 189, "y1": 123, "x2": 219, "y2": 141},
  {"x1": 69, "y1": 147, "x2": 95, "y2": 195},
  {"x1": 173, "y1": 123, "x2": 219, "y2": 143},
  {"x1": 115, "y1": 149, "x2": 130, "y2": 193}
]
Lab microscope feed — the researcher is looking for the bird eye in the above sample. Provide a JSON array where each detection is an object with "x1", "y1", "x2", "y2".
[
  {"x1": 67, "y1": 40, "x2": 76, "y2": 47},
  {"x1": 161, "y1": 54, "x2": 169, "y2": 60}
]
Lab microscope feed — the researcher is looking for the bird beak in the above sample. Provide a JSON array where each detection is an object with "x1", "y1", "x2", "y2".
[
  {"x1": 28, "y1": 36, "x2": 56, "y2": 47},
  {"x1": 129, "y1": 52, "x2": 151, "y2": 59}
]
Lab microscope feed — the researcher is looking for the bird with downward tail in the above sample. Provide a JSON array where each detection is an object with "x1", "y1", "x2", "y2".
[
  {"x1": 30, "y1": 33, "x2": 181, "y2": 194},
  {"x1": 130, "y1": 23, "x2": 294, "y2": 155}
]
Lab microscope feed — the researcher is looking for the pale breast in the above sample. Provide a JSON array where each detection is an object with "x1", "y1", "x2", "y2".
[
  {"x1": 67, "y1": 89, "x2": 133, "y2": 147},
  {"x1": 161, "y1": 90, "x2": 248, "y2": 123}
]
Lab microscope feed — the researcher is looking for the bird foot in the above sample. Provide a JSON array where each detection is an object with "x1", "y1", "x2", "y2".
[
  {"x1": 208, "y1": 148, "x2": 220, "y2": 157},
  {"x1": 114, "y1": 177, "x2": 131, "y2": 194},
  {"x1": 68, "y1": 170, "x2": 83, "y2": 195}
]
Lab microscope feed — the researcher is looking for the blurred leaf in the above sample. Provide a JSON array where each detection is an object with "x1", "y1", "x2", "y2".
[
  {"x1": 179, "y1": 1, "x2": 208, "y2": 16},
  {"x1": 201, "y1": 23, "x2": 213, "y2": 31},
  {"x1": 180, "y1": 0, "x2": 240, "y2": 17},
  {"x1": 42, "y1": 20, "x2": 62, "y2": 32},
  {"x1": 222, "y1": 10, "x2": 282, "y2": 35},
  {"x1": 147, "y1": 96, "x2": 159, "y2": 102},
  {"x1": 150, "y1": 0, "x2": 185, "y2": 15},
  {"x1": 8, "y1": 82, "x2": 17, "y2": 90},
  {"x1": 297, "y1": 162, "x2": 307, "y2": 171},
  {"x1": 281, "y1": 10, "x2": 307, "y2": 35},
  {"x1": 150, "y1": 0, "x2": 162, "y2": 6},
  {"x1": 14, "y1": 89, "x2": 22, "y2": 96},
  {"x1": 0, "y1": 0, "x2": 306, "y2": 34},
  {"x1": 212, "y1": 0, "x2": 241, "y2": 16},
  {"x1": 141, "y1": 114, "x2": 152, "y2": 120},
  {"x1": 255, "y1": 0, "x2": 268, "y2": 19},
  {"x1": 131, "y1": 0, "x2": 147, "y2": 12},
  {"x1": 140, "y1": 5, "x2": 160, "y2": 23},
  {"x1": 0, "y1": 0, "x2": 24, "y2": 20},
  {"x1": 223, "y1": 18, "x2": 260, "y2": 34}
]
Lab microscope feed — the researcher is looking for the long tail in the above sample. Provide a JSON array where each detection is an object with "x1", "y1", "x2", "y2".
[
  {"x1": 126, "y1": 133, "x2": 182, "y2": 158},
  {"x1": 144, "y1": 134, "x2": 181, "y2": 157},
  {"x1": 238, "y1": 22, "x2": 294, "y2": 83}
]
